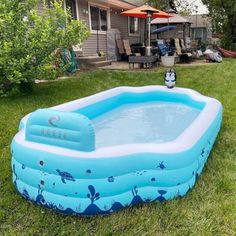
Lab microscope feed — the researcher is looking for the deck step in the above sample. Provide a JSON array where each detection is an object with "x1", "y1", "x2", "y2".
[
  {"x1": 91, "y1": 60, "x2": 112, "y2": 68},
  {"x1": 77, "y1": 55, "x2": 112, "y2": 69},
  {"x1": 77, "y1": 56, "x2": 106, "y2": 63}
]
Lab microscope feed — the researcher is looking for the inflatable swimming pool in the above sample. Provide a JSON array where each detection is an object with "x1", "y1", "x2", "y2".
[{"x1": 11, "y1": 86, "x2": 222, "y2": 216}]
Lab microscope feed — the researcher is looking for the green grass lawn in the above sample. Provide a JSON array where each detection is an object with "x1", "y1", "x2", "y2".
[{"x1": 0, "y1": 60, "x2": 236, "y2": 235}]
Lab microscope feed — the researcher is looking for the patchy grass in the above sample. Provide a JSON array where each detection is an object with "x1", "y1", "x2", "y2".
[{"x1": 0, "y1": 60, "x2": 236, "y2": 235}]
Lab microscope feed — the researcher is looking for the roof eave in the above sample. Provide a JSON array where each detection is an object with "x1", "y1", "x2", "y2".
[{"x1": 96, "y1": 0, "x2": 137, "y2": 10}]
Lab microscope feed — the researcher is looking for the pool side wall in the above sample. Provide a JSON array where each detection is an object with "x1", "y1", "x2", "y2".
[{"x1": 11, "y1": 107, "x2": 222, "y2": 216}]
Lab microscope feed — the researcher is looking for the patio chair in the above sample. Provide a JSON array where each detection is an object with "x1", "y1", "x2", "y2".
[
  {"x1": 169, "y1": 38, "x2": 176, "y2": 56},
  {"x1": 151, "y1": 40, "x2": 168, "y2": 59},
  {"x1": 157, "y1": 42, "x2": 168, "y2": 56},
  {"x1": 179, "y1": 39, "x2": 193, "y2": 53},
  {"x1": 123, "y1": 39, "x2": 133, "y2": 56},
  {"x1": 116, "y1": 39, "x2": 125, "y2": 55},
  {"x1": 174, "y1": 38, "x2": 192, "y2": 63},
  {"x1": 116, "y1": 39, "x2": 140, "y2": 60},
  {"x1": 191, "y1": 40, "x2": 199, "y2": 51}
]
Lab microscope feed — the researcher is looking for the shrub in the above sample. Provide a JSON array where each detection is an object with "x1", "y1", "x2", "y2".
[{"x1": 0, "y1": 0, "x2": 90, "y2": 95}]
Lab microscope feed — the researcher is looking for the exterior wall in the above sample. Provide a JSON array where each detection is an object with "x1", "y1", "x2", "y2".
[
  {"x1": 186, "y1": 14, "x2": 212, "y2": 42},
  {"x1": 38, "y1": 0, "x2": 107, "y2": 56},
  {"x1": 110, "y1": 9, "x2": 145, "y2": 45},
  {"x1": 77, "y1": 0, "x2": 145, "y2": 56},
  {"x1": 191, "y1": 28, "x2": 209, "y2": 42},
  {"x1": 37, "y1": 0, "x2": 145, "y2": 56},
  {"x1": 77, "y1": 0, "x2": 107, "y2": 56}
]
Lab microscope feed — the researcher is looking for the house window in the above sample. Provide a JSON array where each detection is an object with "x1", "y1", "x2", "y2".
[
  {"x1": 193, "y1": 28, "x2": 206, "y2": 41},
  {"x1": 129, "y1": 17, "x2": 139, "y2": 35},
  {"x1": 47, "y1": 0, "x2": 77, "y2": 20},
  {"x1": 65, "y1": 0, "x2": 77, "y2": 20},
  {"x1": 90, "y1": 6, "x2": 108, "y2": 32},
  {"x1": 47, "y1": 0, "x2": 54, "y2": 8}
]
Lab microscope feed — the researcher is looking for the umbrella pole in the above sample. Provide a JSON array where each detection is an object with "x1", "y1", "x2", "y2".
[
  {"x1": 166, "y1": 8, "x2": 176, "y2": 53},
  {"x1": 168, "y1": 15, "x2": 170, "y2": 41},
  {"x1": 148, "y1": 16, "x2": 151, "y2": 47}
]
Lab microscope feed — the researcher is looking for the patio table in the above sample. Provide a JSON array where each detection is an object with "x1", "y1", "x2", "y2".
[{"x1": 129, "y1": 55, "x2": 158, "y2": 69}]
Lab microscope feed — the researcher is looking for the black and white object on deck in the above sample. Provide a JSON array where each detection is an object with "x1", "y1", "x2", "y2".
[{"x1": 164, "y1": 69, "x2": 176, "y2": 89}]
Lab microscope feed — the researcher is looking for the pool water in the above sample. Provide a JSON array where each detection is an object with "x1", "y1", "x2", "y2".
[{"x1": 92, "y1": 101, "x2": 201, "y2": 148}]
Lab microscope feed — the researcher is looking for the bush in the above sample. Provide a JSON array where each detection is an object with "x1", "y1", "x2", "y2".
[
  {"x1": 220, "y1": 36, "x2": 236, "y2": 51},
  {"x1": 0, "y1": 0, "x2": 90, "y2": 95}
]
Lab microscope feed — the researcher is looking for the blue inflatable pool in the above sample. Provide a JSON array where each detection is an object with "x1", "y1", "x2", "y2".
[{"x1": 11, "y1": 86, "x2": 222, "y2": 216}]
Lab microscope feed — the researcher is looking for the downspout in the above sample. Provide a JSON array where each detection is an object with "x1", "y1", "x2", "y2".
[{"x1": 96, "y1": 6, "x2": 100, "y2": 55}]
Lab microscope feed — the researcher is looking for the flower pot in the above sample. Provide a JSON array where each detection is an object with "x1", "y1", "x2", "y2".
[{"x1": 161, "y1": 56, "x2": 175, "y2": 67}]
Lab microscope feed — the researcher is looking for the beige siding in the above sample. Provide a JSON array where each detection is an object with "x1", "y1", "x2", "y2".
[
  {"x1": 81, "y1": 34, "x2": 107, "y2": 56},
  {"x1": 37, "y1": 0, "x2": 146, "y2": 56},
  {"x1": 77, "y1": 0, "x2": 145, "y2": 55},
  {"x1": 77, "y1": 0, "x2": 107, "y2": 56},
  {"x1": 110, "y1": 9, "x2": 145, "y2": 45}
]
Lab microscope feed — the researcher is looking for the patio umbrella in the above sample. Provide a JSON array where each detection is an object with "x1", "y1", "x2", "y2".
[
  {"x1": 152, "y1": 25, "x2": 177, "y2": 34},
  {"x1": 121, "y1": 5, "x2": 170, "y2": 19},
  {"x1": 121, "y1": 4, "x2": 170, "y2": 53}
]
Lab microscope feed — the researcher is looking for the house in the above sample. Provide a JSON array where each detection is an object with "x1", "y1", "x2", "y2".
[
  {"x1": 151, "y1": 14, "x2": 191, "y2": 41},
  {"x1": 186, "y1": 14, "x2": 212, "y2": 43},
  {"x1": 38, "y1": 0, "x2": 146, "y2": 61}
]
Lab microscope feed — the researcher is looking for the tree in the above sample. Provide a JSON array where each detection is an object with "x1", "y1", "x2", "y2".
[
  {"x1": 0, "y1": 0, "x2": 90, "y2": 95},
  {"x1": 201, "y1": 0, "x2": 236, "y2": 49},
  {"x1": 146, "y1": 0, "x2": 172, "y2": 11},
  {"x1": 147, "y1": 0, "x2": 198, "y2": 15},
  {"x1": 175, "y1": 0, "x2": 198, "y2": 16}
]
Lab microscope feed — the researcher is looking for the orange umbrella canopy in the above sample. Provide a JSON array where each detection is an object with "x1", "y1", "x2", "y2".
[{"x1": 121, "y1": 4, "x2": 170, "y2": 19}]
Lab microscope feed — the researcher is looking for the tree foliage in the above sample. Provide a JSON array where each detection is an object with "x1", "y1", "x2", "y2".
[
  {"x1": 146, "y1": 0, "x2": 175, "y2": 11},
  {"x1": 0, "y1": 0, "x2": 90, "y2": 95},
  {"x1": 146, "y1": 0, "x2": 199, "y2": 15},
  {"x1": 201, "y1": 0, "x2": 236, "y2": 49}
]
